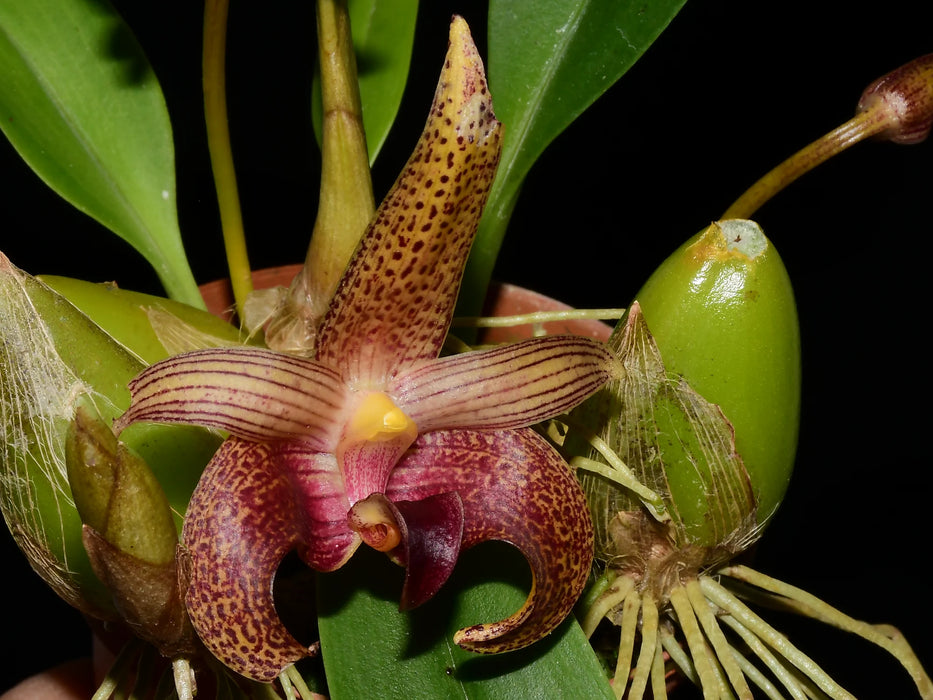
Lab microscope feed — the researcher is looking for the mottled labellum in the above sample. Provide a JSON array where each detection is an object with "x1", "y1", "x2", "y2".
[{"x1": 117, "y1": 17, "x2": 613, "y2": 682}]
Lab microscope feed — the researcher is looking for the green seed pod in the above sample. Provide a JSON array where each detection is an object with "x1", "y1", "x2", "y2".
[
  {"x1": 632, "y1": 219, "x2": 800, "y2": 524},
  {"x1": 0, "y1": 253, "x2": 221, "y2": 619}
]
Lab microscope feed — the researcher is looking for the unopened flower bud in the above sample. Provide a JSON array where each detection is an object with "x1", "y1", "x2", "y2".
[
  {"x1": 857, "y1": 53, "x2": 933, "y2": 144},
  {"x1": 66, "y1": 405, "x2": 194, "y2": 654}
]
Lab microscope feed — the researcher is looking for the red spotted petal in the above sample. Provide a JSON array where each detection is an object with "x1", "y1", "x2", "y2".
[
  {"x1": 183, "y1": 439, "x2": 359, "y2": 681},
  {"x1": 393, "y1": 335, "x2": 616, "y2": 432},
  {"x1": 315, "y1": 17, "x2": 502, "y2": 385},
  {"x1": 181, "y1": 438, "x2": 314, "y2": 681},
  {"x1": 386, "y1": 428, "x2": 594, "y2": 653},
  {"x1": 114, "y1": 347, "x2": 347, "y2": 448}
]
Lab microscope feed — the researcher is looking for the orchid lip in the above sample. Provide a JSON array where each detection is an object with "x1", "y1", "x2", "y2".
[{"x1": 347, "y1": 493, "x2": 403, "y2": 552}]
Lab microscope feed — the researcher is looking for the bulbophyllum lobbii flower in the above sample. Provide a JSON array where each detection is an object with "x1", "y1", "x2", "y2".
[{"x1": 114, "y1": 17, "x2": 619, "y2": 683}]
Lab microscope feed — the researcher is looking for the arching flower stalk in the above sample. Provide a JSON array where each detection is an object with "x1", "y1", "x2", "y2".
[{"x1": 115, "y1": 17, "x2": 618, "y2": 684}]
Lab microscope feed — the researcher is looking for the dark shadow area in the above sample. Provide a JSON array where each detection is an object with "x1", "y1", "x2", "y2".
[{"x1": 79, "y1": 0, "x2": 154, "y2": 85}]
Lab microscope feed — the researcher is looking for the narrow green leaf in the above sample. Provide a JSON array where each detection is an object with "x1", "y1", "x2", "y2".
[
  {"x1": 0, "y1": 0, "x2": 203, "y2": 307},
  {"x1": 458, "y1": 0, "x2": 689, "y2": 316},
  {"x1": 317, "y1": 544, "x2": 614, "y2": 699},
  {"x1": 312, "y1": 0, "x2": 419, "y2": 165}
]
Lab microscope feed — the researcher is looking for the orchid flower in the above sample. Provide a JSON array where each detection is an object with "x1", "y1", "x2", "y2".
[{"x1": 115, "y1": 17, "x2": 618, "y2": 682}]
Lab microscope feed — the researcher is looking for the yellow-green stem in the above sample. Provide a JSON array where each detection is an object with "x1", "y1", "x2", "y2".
[
  {"x1": 299, "y1": 0, "x2": 375, "y2": 312},
  {"x1": 263, "y1": 0, "x2": 375, "y2": 352},
  {"x1": 452, "y1": 307, "x2": 626, "y2": 329},
  {"x1": 721, "y1": 107, "x2": 890, "y2": 220},
  {"x1": 203, "y1": 0, "x2": 253, "y2": 319}
]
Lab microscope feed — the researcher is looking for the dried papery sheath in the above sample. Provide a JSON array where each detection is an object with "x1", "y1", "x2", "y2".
[
  {"x1": 1, "y1": 253, "x2": 133, "y2": 618},
  {"x1": 575, "y1": 302, "x2": 758, "y2": 568}
]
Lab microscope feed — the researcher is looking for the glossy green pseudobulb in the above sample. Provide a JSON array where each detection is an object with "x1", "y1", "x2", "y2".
[{"x1": 634, "y1": 219, "x2": 800, "y2": 524}]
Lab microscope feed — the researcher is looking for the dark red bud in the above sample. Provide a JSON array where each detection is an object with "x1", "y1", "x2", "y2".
[{"x1": 857, "y1": 53, "x2": 933, "y2": 144}]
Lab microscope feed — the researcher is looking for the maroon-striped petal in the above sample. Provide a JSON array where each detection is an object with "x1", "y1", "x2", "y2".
[
  {"x1": 393, "y1": 335, "x2": 617, "y2": 431},
  {"x1": 314, "y1": 17, "x2": 502, "y2": 385},
  {"x1": 385, "y1": 427, "x2": 594, "y2": 653},
  {"x1": 114, "y1": 347, "x2": 347, "y2": 449},
  {"x1": 338, "y1": 432, "x2": 417, "y2": 506},
  {"x1": 277, "y1": 443, "x2": 360, "y2": 572}
]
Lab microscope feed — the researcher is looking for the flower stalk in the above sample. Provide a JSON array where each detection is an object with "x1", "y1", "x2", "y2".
[
  {"x1": 723, "y1": 53, "x2": 933, "y2": 220},
  {"x1": 203, "y1": 0, "x2": 252, "y2": 319},
  {"x1": 261, "y1": 0, "x2": 376, "y2": 353}
]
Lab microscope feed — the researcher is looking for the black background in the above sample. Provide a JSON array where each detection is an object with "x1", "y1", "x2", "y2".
[{"x1": 2, "y1": 1, "x2": 930, "y2": 696}]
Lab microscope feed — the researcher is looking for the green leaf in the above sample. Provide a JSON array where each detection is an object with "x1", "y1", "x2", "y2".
[
  {"x1": 458, "y1": 0, "x2": 689, "y2": 316},
  {"x1": 317, "y1": 544, "x2": 614, "y2": 699},
  {"x1": 312, "y1": 0, "x2": 419, "y2": 165},
  {"x1": 0, "y1": 0, "x2": 203, "y2": 307}
]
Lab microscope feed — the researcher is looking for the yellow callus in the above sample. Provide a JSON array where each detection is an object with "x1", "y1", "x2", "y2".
[{"x1": 344, "y1": 392, "x2": 418, "y2": 444}]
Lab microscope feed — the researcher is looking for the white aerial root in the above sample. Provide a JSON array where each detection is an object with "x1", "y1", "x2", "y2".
[
  {"x1": 279, "y1": 664, "x2": 320, "y2": 699},
  {"x1": 584, "y1": 565, "x2": 932, "y2": 699},
  {"x1": 715, "y1": 565, "x2": 933, "y2": 698},
  {"x1": 89, "y1": 641, "x2": 203, "y2": 700},
  {"x1": 558, "y1": 415, "x2": 668, "y2": 521},
  {"x1": 90, "y1": 638, "x2": 146, "y2": 700},
  {"x1": 171, "y1": 658, "x2": 197, "y2": 700},
  {"x1": 92, "y1": 640, "x2": 322, "y2": 699}
]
